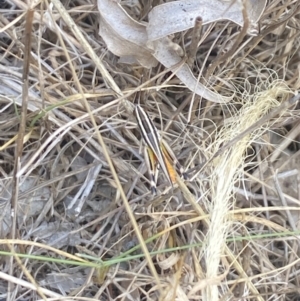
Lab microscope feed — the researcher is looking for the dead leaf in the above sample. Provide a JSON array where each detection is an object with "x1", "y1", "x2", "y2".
[
  {"x1": 147, "y1": 38, "x2": 233, "y2": 103},
  {"x1": 97, "y1": 0, "x2": 269, "y2": 102},
  {"x1": 97, "y1": 0, "x2": 157, "y2": 68},
  {"x1": 147, "y1": 0, "x2": 267, "y2": 41}
]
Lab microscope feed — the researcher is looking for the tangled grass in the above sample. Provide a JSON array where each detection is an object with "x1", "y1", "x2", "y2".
[{"x1": 0, "y1": 1, "x2": 300, "y2": 300}]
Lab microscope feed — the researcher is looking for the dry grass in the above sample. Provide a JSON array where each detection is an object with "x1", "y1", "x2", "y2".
[{"x1": 1, "y1": 0, "x2": 300, "y2": 300}]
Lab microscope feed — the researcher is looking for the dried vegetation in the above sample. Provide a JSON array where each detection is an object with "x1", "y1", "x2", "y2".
[{"x1": 1, "y1": 0, "x2": 300, "y2": 300}]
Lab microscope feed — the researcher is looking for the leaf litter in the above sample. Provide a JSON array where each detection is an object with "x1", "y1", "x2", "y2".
[{"x1": 0, "y1": 0, "x2": 300, "y2": 300}]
